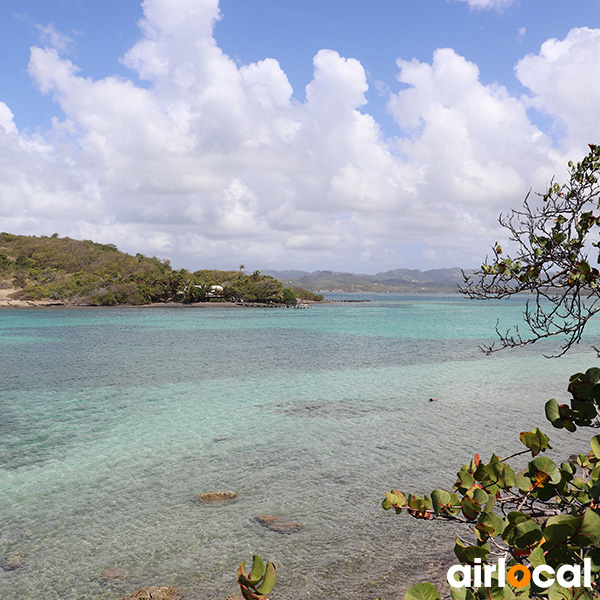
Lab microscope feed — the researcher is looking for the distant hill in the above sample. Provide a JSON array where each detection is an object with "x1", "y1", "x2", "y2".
[
  {"x1": 0, "y1": 233, "x2": 318, "y2": 305},
  {"x1": 263, "y1": 267, "x2": 471, "y2": 293},
  {"x1": 0, "y1": 232, "x2": 471, "y2": 304}
]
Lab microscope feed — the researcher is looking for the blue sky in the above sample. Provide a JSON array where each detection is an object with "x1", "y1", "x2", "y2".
[{"x1": 1, "y1": 0, "x2": 600, "y2": 272}]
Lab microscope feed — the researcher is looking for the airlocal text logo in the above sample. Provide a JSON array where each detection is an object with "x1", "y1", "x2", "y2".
[{"x1": 447, "y1": 558, "x2": 592, "y2": 589}]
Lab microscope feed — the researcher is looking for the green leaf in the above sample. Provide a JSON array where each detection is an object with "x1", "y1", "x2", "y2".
[
  {"x1": 529, "y1": 547, "x2": 546, "y2": 569},
  {"x1": 452, "y1": 587, "x2": 477, "y2": 600},
  {"x1": 545, "y1": 399, "x2": 564, "y2": 429},
  {"x1": 572, "y1": 508, "x2": 600, "y2": 545},
  {"x1": 240, "y1": 584, "x2": 261, "y2": 600},
  {"x1": 461, "y1": 495, "x2": 482, "y2": 520},
  {"x1": 502, "y1": 512, "x2": 535, "y2": 547},
  {"x1": 456, "y1": 471, "x2": 476, "y2": 493},
  {"x1": 591, "y1": 436, "x2": 600, "y2": 460},
  {"x1": 548, "y1": 582, "x2": 574, "y2": 600},
  {"x1": 475, "y1": 511, "x2": 504, "y2": 542},
  {"x1": 477, "y1": 579, "x2": 515, "y2": 600},
  {"x1": 530, "y1": 456, "x2": 561, "y2": 485},
  {"x1": 454, "y1": 538, "x2": 491, "y2": 564},
  {"x1": 431, "y1": 489, "x2": 452, "y2": 517},
  {"x1": 404, "y1": 583, "x2": 441, "y2": 600},
  {"x1": 584, "y1": 547, "x2": 600, "y2": 573},
  {"x1": 248, "y1": 555, "x2": 266, "y2": 585},
  {"x1": 472, "y1": 488, "x2": 489, "y2": 505},
  {"x1": 520, "y1": 428, "x2": 552, "y2": 457},
  {"x1": 256, "y1": 561, "x2": 276, "y2": 595},
  {"x1": 483, "y1": 493, "x2": 497, "y2": 514},
  {"x1": 516, "y1": 472, "x2": 533, "y2": 494},
  {"x1": 512, "y1": 519, "x2": 544, "y2": 550},
  {"x1": 238, "y1": 560, "x2": 248, "y2": 586},
  {"x1": 543, "y1": 514, "x2": 582, "y2": 546}
]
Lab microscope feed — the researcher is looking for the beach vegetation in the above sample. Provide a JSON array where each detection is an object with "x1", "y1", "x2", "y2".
[
  {"x1": 463, "y1": 144, "x2": 600, "y2": 356},
  {"x1": 0, "y1": 233, "x2": 312, "y2": 306},
  {"x1": 384, "y1": 147, "x2": 600, "y2": 600},
  {"x1": 238, "y1": 555, "x2": 277, "y2": 600},
  {"x1": 282, "y1": 287, "x2": 297, "y2": 304}
]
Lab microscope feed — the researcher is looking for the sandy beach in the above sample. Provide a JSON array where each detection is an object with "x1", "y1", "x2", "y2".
[{"x1": 0, "y1": 288, "x2": 65, "y2": 308}]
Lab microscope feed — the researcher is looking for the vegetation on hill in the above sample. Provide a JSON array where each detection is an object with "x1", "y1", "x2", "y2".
[{"x1": 0, "y1": 232, "x2": 321, "y2": 306}]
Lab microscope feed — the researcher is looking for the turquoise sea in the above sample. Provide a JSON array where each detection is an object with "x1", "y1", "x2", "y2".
[{"x1": 1, "y1": 294, "x2": 599, "y2": 600}]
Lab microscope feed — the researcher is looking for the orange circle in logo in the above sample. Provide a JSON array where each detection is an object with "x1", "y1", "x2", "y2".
[{"x1": 507, "y1": 565, "x2": 531, "y2": 588}]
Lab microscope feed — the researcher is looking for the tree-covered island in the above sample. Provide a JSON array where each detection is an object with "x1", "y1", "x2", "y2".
[{"x1": 0, "y1": 232, "x2": 323, "y2": 306}]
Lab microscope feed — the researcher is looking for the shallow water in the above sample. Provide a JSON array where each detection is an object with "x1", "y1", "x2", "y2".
[{"x1": 0, "y1": 294, "x2": 598, "y2": 599}]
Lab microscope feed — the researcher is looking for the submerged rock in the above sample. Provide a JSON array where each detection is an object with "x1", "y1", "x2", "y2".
[
  {"x1": 194, "y1": 491, "x2": 237, "y2": 503},
  {"x1": 2, "y1": 551, "x2": 25, "y2": 571},
  {"x1": 100, "y1": 568, "x2": 129, "y2": 582},
  {"x1": 119, "y1": 586, "x2": 183, "y2": 600},
  {"x1": 254, "y1": 514, "x2": 303, "y2": 534}
]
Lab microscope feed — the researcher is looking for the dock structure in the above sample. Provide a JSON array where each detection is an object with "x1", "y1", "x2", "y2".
[
  {"x1": 236, "y1": 302, "x2": 287, "y2": 308},
  {"x1": 324, "y1": 299, "x2": 371, "y2": 303},
  {"x1": 235, "y1": 301, "x2": 314, "y2": 309}
]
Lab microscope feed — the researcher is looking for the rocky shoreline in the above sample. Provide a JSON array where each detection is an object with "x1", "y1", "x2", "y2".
[{"x1": 0, "y1": 288, "x2": 324, "y2": 309}]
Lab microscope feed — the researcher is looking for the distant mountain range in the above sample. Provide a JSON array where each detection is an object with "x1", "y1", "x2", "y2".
[{"x1": 264, "y1": 267, "x2": 474, "y2": 293}]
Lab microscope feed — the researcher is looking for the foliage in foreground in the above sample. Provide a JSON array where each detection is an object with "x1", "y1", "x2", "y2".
[
  {"x1": 382, "y1": 147, "x2": 600, "y2": 600},
  {"x1": 238, "y1": 555, "x2": 277, "y2": 600},
  {"x1": 463, "y1": 144, "x2": 600, "y2": 356},
  {"x1": 383, "y1": 366, "x2": 600, "y2": 600},
  {"x1": 0, "y1": 232, "x2": 316, "y2": 305}
]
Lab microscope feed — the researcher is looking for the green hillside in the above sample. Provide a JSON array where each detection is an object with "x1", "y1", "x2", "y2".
[
  {"x1": 0, "y1": 233, "x2": 321, "y2": 305},
  {"x1": 264, "y1": 267, "x2": 468, "y2": 293}
]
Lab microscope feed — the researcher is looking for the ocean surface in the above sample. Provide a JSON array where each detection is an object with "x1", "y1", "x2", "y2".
[{"x1": 1, "y1": 293, "x2": 599, "y2": 600}]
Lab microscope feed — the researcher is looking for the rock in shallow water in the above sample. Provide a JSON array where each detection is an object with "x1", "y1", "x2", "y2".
[
  {"x1": 254, "y1": 514, "x2": 303, "y2": 534},
  {"x1": 119, "y1": 586, "x2": 183, "y2": 600},
  {"x1": 2, "y1": 551, "x2": 25, "y2": 571},
  {"x1": 194, "y1": 491, "x2": 237, "y2": 503},
  {"x1": 100, "y1": 568, "x2": 129, "y2": 582}
]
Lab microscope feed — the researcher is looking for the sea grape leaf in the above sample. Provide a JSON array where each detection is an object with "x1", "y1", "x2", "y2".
[
  {"x1": 520, "y1": 428, "x2": 552, "y2": 457},
  {"x1": 591, "y1": 436, "x2": 600, "y2": 460},
  {"x1": 475, "y1": 511, "x2": 504, "y2": 542},
  {"x1": 572, "y1": 508, "x2": 600, "y2": 545},
  {"x1": 405, "y1": 583, "x2": 441, "y2": 600},
  {"x1": 543, "y1": 514, "x2": 582, "y2": 546},
  {"x1": 431, "y1": 489, "x2": 452, "y2": 517},
  {"x1": 248, "y1": 555, "x2": 266, "y2": 585},
  {"x1": 256, "y1": 561, "x2": 276, "y2": 595},
  {"x1": 454, "y1": 538, "x2": 491, "y2": 564}
]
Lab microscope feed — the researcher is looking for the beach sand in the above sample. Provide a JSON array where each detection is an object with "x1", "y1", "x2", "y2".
[{"x1": 0, "y1": 287, "x2": 63, "y2": 308}]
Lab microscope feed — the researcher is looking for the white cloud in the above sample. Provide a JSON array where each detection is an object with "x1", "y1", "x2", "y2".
[
  {"x1": 35, "y1": 22, "x2": 76, "y2": 55},
  {"x1": 0, "y1": 1, "x2": 598, "y2": 272},
  {"x1": 455, "y1": 0, "x2": 519, "y2": 11},
  {"x1": 516, "y1": 27, "x2": 600, "y2": 152}
]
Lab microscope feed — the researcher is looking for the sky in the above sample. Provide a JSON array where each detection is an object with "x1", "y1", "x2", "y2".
[{"x1": 1, "y1": 0, "x2": 600, "y2": 273}]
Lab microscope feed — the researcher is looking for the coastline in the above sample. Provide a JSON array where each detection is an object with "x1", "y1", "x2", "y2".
[{"x1": 0, "y1": 288, "x2": 325, "y2": 309}]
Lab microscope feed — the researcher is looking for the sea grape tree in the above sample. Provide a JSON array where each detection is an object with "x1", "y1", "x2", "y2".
[
  {"x1": 383, "y1": 365, "x2": 600, "y2": 600},
  {"x1": 462, "y1": 144, "x2": 600, "y2": 356},
  {"x1": 384, "y1": 147, "x2": 600, "y2": 600}
]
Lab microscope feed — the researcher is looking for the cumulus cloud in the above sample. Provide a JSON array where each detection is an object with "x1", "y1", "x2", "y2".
[
  {"x1": 0, "y1": 0, "x2": 598, "y2": 271},
  {"x1": 516, "y1": 27, "x2": 600, "y2": 152}
]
